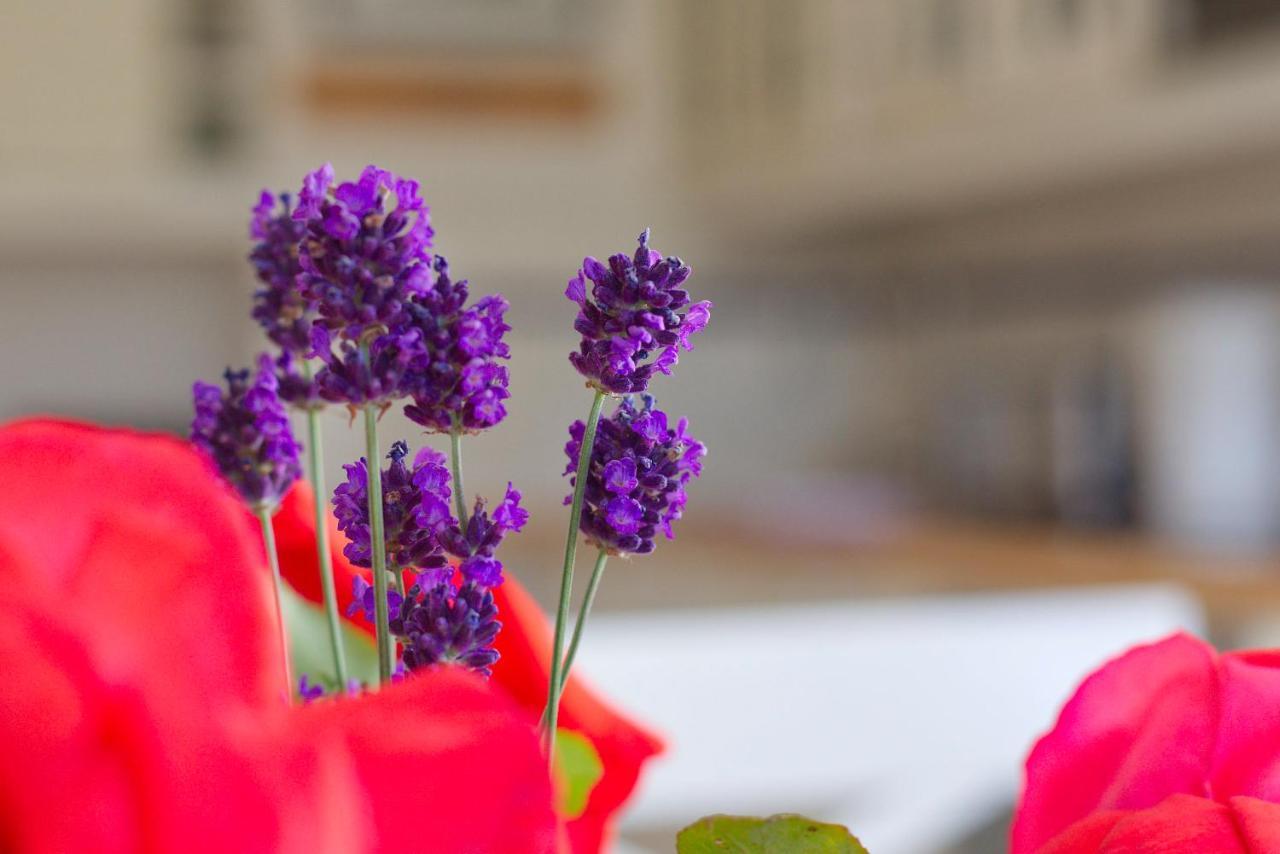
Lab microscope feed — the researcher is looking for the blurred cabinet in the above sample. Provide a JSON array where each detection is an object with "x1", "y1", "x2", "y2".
[{"x1": 670, "y1": 0, "x2": 1280, "y2": 237}]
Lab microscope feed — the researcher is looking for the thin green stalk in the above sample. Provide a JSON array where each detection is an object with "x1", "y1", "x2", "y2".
[
  {"x1": 558, "y1": 549, "x2": 609, "y2": 693},
  {"x1": 303, "y1": 364, "x2": 349, "y2": 686},
  {"x1": 449, "y1": 429, "x2": 469, "y2": 528},
  {"x1": 360, "y1": 345, "x2": 394, "y2": 684},
  {"x1": 363, "y1": 404, "x2": 394, "y2": 683},
  {"x1": 256, "y1": 506, "x2": 294, "y2": 701},
  {"x1": 363, "y1": 404, "x2": 393, "y2": 684},
  {"x1": 544, "y1": 389, "x2": 607, "y2": 764}
]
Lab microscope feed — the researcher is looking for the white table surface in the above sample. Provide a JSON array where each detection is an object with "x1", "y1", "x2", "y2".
[{"x1": 575, "y1": 583, "x2": 1205, "y2": 853}]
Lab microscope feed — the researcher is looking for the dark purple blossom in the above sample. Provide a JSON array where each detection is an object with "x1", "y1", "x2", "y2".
[
  {"x1": 272, "y1": 349, "x2": 322, "y2": 411},
  {"x1": 565, "y1": 395, "x2": 705, "y2": 554},
  {"x1": 397, "y1": 580, "x2": 501, "y2": 677},
  {"x1": 298, "y1": 675, "x2": 327, "y2": 702},
  {"x1": 191, "y1": 353, "x2": 302, "y2": 509},
  {"x1": 566, "y1": 229, "x2": 711, "y2": 394},
  {"x1": 402, "y1": 257, "x2": 512, "y2": 433},
  {"x1": 309, "y1": 324, "x2": 426, "y2": 409},
  {"x1": 250, "y1": 191, "x2": 312, "y2": 354},
  {"x1": 346, "y1": 574, "x2": 405, "y2": 624},
  {"x1": 293, "y1": 163, "x2": 434, "y2": 343},
  {"x1": 332, "y1": 440, "x2": 454, "y2": 575},
  {"x1": 438, "y1": 483, "x2": 528, "y2": 586}
]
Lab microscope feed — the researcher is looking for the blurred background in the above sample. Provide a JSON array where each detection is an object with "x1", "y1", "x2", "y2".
[{"x1": 7, "y1": 1, "x2": 1280, "y2": 850}]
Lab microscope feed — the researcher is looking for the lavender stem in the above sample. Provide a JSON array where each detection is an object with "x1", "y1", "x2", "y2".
[
  {"x1": 449, "y1": 428, "x2": 470, "y2": 528},
  {"x1": 360, "y1": 354, "x2": 394, "y2": 684},
  {"x1": 558, "y1": 548, "x2": 608, "y2": 693},
  {"x1": 303, "y1": 363, "x2": 349, "y2": 686},
  {"x1": 255, "y1": 506, "x2": 294, "y2": 702},
  {"x1": 544, "y1": 389, "x2": 606, "y2": 764}
]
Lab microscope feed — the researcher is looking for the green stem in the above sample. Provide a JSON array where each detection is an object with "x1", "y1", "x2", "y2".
[
  {"x1": 363, "y1": 402, "x2": 394, "y2": 685},
  {"x1": 256, "y1": 507, "x2": 294, "y2": 701},
  {"x1": 558, "y1": 549, "x2": 608, "y2": 693},
  {"x1": 544, "y1": 389, "x2": 607, "y2": 764},
  {"x1": 303, "y1": 367, "x2": 349, "y2": 687},
  {"x1": 449, "y1": 429, "x2": 469, "y2": 528}
]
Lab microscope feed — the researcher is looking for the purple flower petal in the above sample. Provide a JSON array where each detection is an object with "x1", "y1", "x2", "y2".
[
  {"x1": 603, "y1": 496, "x2": 645, "y2": 535},
  {"x1": 603, "y1": 458, "x2": 639, "y2": 494}
]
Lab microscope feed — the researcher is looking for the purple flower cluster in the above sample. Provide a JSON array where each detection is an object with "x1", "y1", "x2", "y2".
[
  {"x1": 294, "y1": 164, "x2": 435, "y2": 343},
  {"x1": 276, "y1": 164, "x2": 512, "y2": 426},
  {"x1": 566, "y1": 229, "x2": 711, "y2": 394},
  {"x1": 272, "y1": 350, "x2": 322, "y2": 411},
  {"x1": 250, "y1": 191, "x2": 311, "y2": 355},
  {"x1": 438, "y1": 484, "x2": 528, "y2": 587},
  {"x1": 332, "y1": 441, "x2": 453, "y2": 576},
  {"x1": 333, "y1": 442, "x2": 527, "y2": 588},
  {"x1": 298, "y1": 674, "x2": 327, "y2": 702},
  {"x1": 347, "y1": 575, "x2": 404, "y2": 623},
  {"x1": 347, "y1": 568, "x2": 503, "y2": 678},
  {"x1": 310, "y1": 324, "x2": 424, "y2": 410},
  {"x1": 335, "y1": 437, "x2": 525, "y2": 678},
  {"x1": 403, "y1": 257, "x2": 512, "y2": 433},
  {"x1": 565, "y1": 395, "x2": 705, "y2": 554},
  {"x1": 191, "y1": 354, "x2": 302, "y2": 509},
  {"x1": 397, "y1": 580, "x2": 501, "y2": 676},
  {"x1": 297, "y1": 673, "x2": 362, "y2": 701}
]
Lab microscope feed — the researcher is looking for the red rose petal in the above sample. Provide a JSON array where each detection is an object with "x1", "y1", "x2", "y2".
[
  {"x1": 290, "y1": 668, "x2": 558, "y2": 853},
  {"x1": 1209, "y1": 652, "x2": 1280, "y2": 801},
  {"x1": 0, "y1": 420, "x2": 560, "y2": 852},
  {"x1": 1011, "y1": 633, "x2": 1218, "y2": 854},
  {"x1": 1229, "y1": 796, "x2": 1280, "y2": 851},
  {"x1": 0, "y1": 418, "x2": 282, "y2": 712},
  {"x1": 1089, "y1": 795, "x2": 1246, "y2": 853}
]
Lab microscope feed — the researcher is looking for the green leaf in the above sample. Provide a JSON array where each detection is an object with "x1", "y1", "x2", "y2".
[
  {"x1": 676, "y1": 814, "x2": 869, "y2": 853},
  {"x1": 280, "y1": 583, "x2": 379, "y2": 693},
  {"x1": 553, "y1": 729, "x2": 605, "y2": 820}
]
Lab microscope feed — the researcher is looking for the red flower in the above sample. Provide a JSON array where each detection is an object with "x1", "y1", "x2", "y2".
[
  {"x1": 0, "y1": 419, "x2": 557, "y2": 852},
  {"x1": 1013, "y1": 632, "x2": 1280, "y2": 853},
  {"x1": 274, "y1": 482, "x2": 665, "y2": 852}
]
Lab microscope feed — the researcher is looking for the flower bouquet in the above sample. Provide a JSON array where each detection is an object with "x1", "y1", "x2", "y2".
[{"x1": 2, "y1": 162, "x2": 1270, "y2": 854}]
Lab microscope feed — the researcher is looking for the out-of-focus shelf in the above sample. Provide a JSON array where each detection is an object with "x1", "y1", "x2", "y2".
[
  {"x1": 0, "y1": 169, "x2": 251, "y2": 264},
  {"x1": 856, "y1": 520, "x2": 1280, "y2": 621},
  {"x1": 522, "y1": 516, "x2": 1280, "y2": 635}
]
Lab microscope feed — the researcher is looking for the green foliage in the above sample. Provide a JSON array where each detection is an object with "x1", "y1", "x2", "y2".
[
  {"x1": 554, "y1": 729, "x2": 605, "y2": 820},
  {"x1": 676, "y1": 813, "x2": 869, "y2": 853},
  {"x1": 280, "y1": 583, "x2": 378, "y2": 693}
]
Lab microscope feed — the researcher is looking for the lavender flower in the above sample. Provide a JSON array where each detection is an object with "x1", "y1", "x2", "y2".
[
  {"x1": 191, "y1": 353, "x2": 302, "y2": 509},
  {"x1": 310, "y1": 323, "x2": 426, "y2": 409},
  {"x1": 348, "y1": 572, "x2": 502, "y2": 676},
  {"x1": 298, "y1": 673, "x2": 363, "y2": 701},
  {"x1": 397, "y1": 579, "x2": 501, "y2": 676},
  {"x1": 346, "y1": 574, "x2": 405, "y2": 624},
  {"x1": 250, "y1": 191, "x2": 312, "y2": 354},
  {"x1": 298, "y1": 675, "x2": 327, "y2": 702},
  {"x1": 565, "y1": 395, "x2": 705, "y2": 554},
  {"x1": 566, "y1": 229, "x2": 711, "y2": 394},
  {"x1": 332, "y1": 441, "x2": 453, "y2": 575},
  {"x1": 402, "y1": 257, "x2": 512, "y2": 433},
  {"x1": 438, "y1": 483, "x2": 528, "y2": 586},
  {"x1": 272, "y1": 349, "x2": 322, "y2": 411},
  {"x1": 293, "y1": 163, "x2": 434, "y2": 343}
]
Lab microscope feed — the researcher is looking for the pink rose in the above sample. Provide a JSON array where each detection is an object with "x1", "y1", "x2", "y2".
[{"x1": 1013, "y1": 632, "x2": 1280, "y2": 852}]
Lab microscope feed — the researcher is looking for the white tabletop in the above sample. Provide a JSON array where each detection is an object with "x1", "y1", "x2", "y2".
[{"x1": 576, "y1": 583, "x2": 1205, "y2": 853}]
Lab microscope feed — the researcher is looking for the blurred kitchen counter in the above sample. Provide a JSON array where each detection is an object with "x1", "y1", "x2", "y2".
[{"x1": 511, "y1": 517, "x2": 1280, "y2": 639}]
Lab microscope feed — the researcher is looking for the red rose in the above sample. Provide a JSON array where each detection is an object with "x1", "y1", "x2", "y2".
[
  {"x1": 274, "y1": 482, "x2": 665, "y2": 853},
  {"x1": 1013, "y1": 632, "x2": 1280, "y2": 853},
  {"x1": 0, "y1": 419, "x2": 557, "y2": 852}
]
